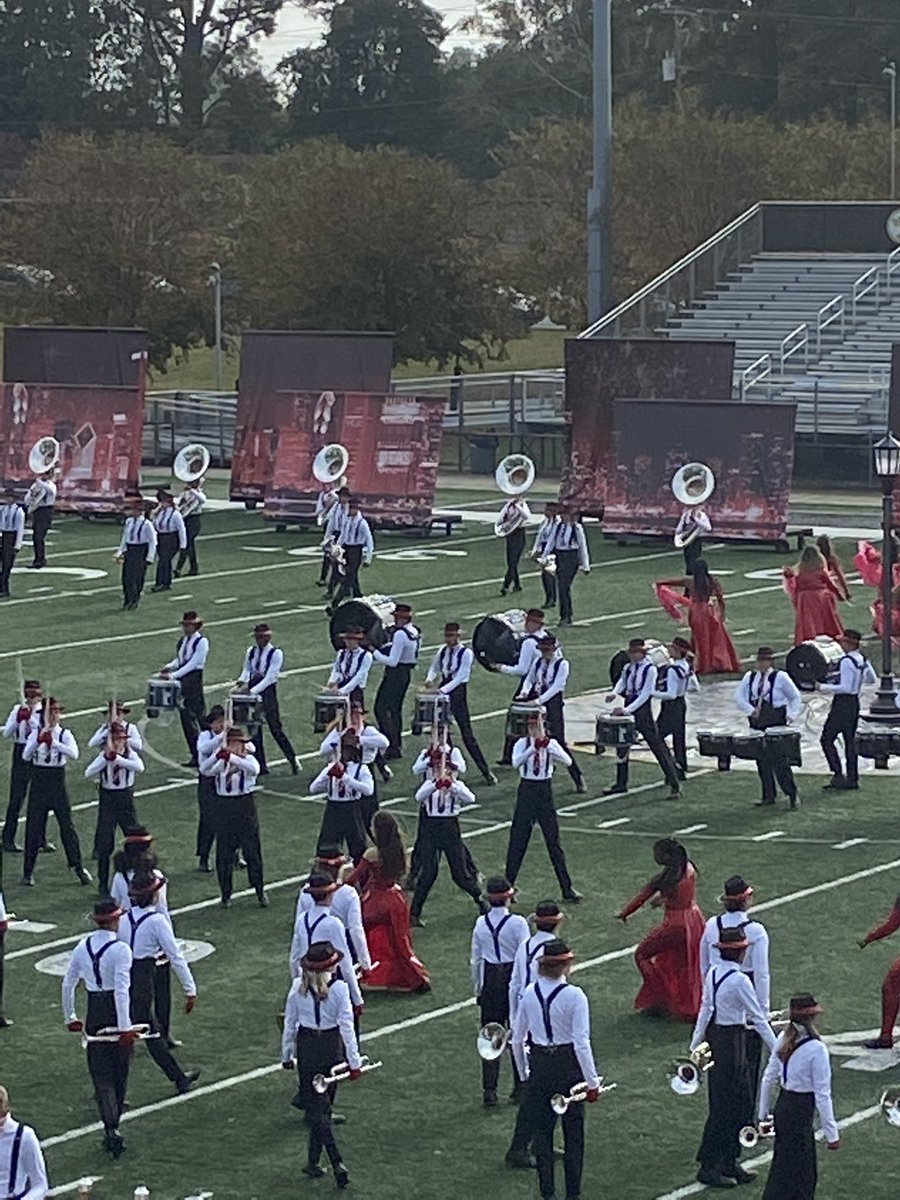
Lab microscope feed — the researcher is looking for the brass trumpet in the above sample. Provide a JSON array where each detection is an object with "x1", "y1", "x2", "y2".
[
  {"x1": 550, "y1": 1079, "x2": 617, "y2": 1114},
  {"x1": 312, "y1": 1055, "x2": 382, "y2": 1093},
  {"x1": 739, "y1": 1118, "x2": 774, "y2": 1149},
  {"x1": 476, "y1": 1022, "x2": 510, "y2": 1061},
  {"x1": 668, "y1": 1042, "x2": 714, "y2": 1096}
]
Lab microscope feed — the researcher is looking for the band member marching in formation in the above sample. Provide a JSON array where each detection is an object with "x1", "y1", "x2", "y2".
[
  {"x1": 0, "y1": 1085, "x2": 48, "y2": 1199},
  {"x1": 288, "y1": 877, "x2": 363, "y2": 1011},
  {"x1": 471, "y1": 877, "x2": 529, "y2": 1106},
  {"x1": 150, "y1": 489, "x2": 187, "y2": 593},
  {"x1": 408, "y1": 723, "x2": 479, "y2": 893},
  {"x1": 319, "y1": 704, "x2": 388, "y2": 831},
  {"x1": 24, "y1": 469, "x2": 56, "y2": 570},
  {"x1": 410, "y1": 761, "x2": 485, "y2": 927},
  {"x1": 202, "y1": 726, "x2": 267, "y2": 908},
  {"x1": 676, "y1": 504, "x2": 711, "y2": 575},
  {"x1": 195, "y1": 706, "x2": 226, "y2": 872},
  {"x1": 819, "y1": 628, "x2": 875, "y2": 791},
  {"x1": 690, "y1": 927, "x2": 777, "y2": 1189},
  {"x1": 322, "y1": 486, "x2": 350, "y2": 600},
  {"x1": 88, "y1": 702, "x2": 142, "y2": 755},
  {"x1": 22, "y1": 699, "x2": 91, "y2": 887},
  {"x1": 330, "y1": 498, "x2": 374, "y2": 609},
  {"x1": 530, "y1": 501, "x2": 559, "y2": 608},
  {"x1": 237, "y1": 622, "x2": 300, "y2": 775},
  {"x1": 62, "y1": 899, "x2": 135, "y2": 1158},
  {"x1": 735, "y1": 647, "x2": 802, "y2": 809},
  {"x1": 506, "y1": 710, "x2": 582, "y2": 903},
  {"x1": 310, "y1": 731, "x2": 373, "y2": 863},
  {"x1": 296, "y1": 848, "x2": 371, "y2": 978},
  {"x1": 547, "y1": 508, "x2": 589, "y2": 626},
  {"x1": 116, "y1": 496, "x2": 157, "y2": 610},
  {"x1": 425, "y1": 622, "x2": 497, "y2": 786},
  {"x1": 160, "y1": 611, "x2": 208, "y2": 768},
  {"x1": 858, "y1": 892, "x2": 900, "y2": 1049},
  {"x1": 373, "y1": 603, "x2": 419, "y2": 761},
  {"x1": 2, "y1": 678, "x2": 41, "y2": 853},
  {"x1": 280, "y1": 940, "x2": 362, "y2": 1190},
  {"x1": 328, "y1": 627, "x2": 373, "y2": 708},
  {"x1": 84, "y1": 723, "x2": 145, "y2": 895},
  {"x1": 497, "y1": 492, "x2": 530, "y2": 597},
  {"x1": 174, "y1": 476, "x2": 205, "y2": 578},
  {"x1": 0, "y1": 486, "x2": 24, "y2": 598},
  {"x1": 315, "y1": 480, "x2": 341, "y2": 587},
  {"x1": 518, "y1": 635, "x2": 585, "y2": 793},
  {"x1": 510, "y1": 939, "x2": 602, "y2": 1200},
  {"x1": 606, "y1": 638, "x2": 681, "y2": 798},
  {"x1": 494, "y1": 608, "x2": 551, "y2": 765},
  {"x1": 654, "y1": 637, "x2": 699, "y2": 780}
]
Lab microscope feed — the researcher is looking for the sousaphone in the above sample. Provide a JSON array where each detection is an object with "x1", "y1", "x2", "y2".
[
  {"x1": 671, "y1": 462, "x2": 715, "y2": 548},
  {"x1": 313, "y1": 443, "x2": 349, "y2": 487},
  {"x1": 174, "y1": 443, "x2": 210, "y2": 483},
  {"x1": 28, "y1": 436, "x2": 60, "y2": 475}
]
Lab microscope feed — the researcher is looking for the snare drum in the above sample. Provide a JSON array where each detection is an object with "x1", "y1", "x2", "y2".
[
  {"x1": 697, "y1": 730, "x2": 734, "y2": 771},
  {"x1": 146, "y1": 677, "x2": 182, "y2": 719},
  {"x1": 231, "y1": 692, "x2": 262, "y2": 727},
  {"x1": 856, "y1": 728, "x2": 894, "y2": 768},
  {"x1": 763, "y1": 727, "x2": 802, "y2": 767},
  {"x1": 731, "y1": 730, "x2": 765, "y2": 761},
  {"x1": 314, "y1": 692, "x2": 348, "y2": 733},
  {"x1": 505, "y1": 702, "x2": 541, "y2": 740},
  {"x1": 412, "y1": 691, "x2": 451, "y2": 737},
  {"x1": 594, "y1": 714, "x2": 636, "y2": 753}
]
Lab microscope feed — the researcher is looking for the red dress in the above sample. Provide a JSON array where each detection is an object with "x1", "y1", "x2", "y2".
[
  {"x1": 783, "y1": 568, "x2": 843, "y2": 643},
  {"x1": 854, "y1": 541, "x2": 900, "y2": 591},
  {"x1": 619, "y1": 864, "x2": 705, "y2": 1021},
  {"x1": 654, "y1": 584, "x2": 741, "y2": 674},
  {"x1": 346, "y1": 856, "x2": 430, "y2": 993}
]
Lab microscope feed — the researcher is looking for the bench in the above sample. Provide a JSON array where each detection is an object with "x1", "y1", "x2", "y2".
[{"x1": 425, "y1": 513, "x2": 463, "y2": 537}]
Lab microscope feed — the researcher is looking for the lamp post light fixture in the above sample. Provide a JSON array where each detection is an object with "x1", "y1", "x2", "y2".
[{"x1": 868, "y1": 431, "x2": 900, "y2": 720}]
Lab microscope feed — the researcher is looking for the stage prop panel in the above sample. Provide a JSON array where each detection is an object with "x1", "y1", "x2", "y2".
[
  {"x1": 561, "y1": 338, "x2": 736, "y2": 513},
  {"x1": 4, "y1": 326, "x2": 148, "y2": 386},
  {"x1": 603, "y1": 399, "x2": 796, "y2": 542}
]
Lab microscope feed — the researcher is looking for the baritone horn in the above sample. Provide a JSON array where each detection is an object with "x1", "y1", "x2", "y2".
[
  {"x1": 313, "y1": 443, "x2": 350, "y2": 487},
  {"x1": 671, "y1": 461, "x2": 715, "y2": 549},
  {"x1": 173, "y1": 443, "x2": 210, "y2": 483},
  {"x1": 668, "y1": 1042, "x2": 714, "y2": 1096},
  {"x1": 476, "y1": 1022, "x2": 510, "y2": 1061},
  {"x1": 739, "y1": 1118, "x2": 775, "y2": 1149}
]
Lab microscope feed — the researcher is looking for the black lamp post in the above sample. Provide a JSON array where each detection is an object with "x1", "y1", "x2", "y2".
[{"x1": 868, "y1": 432, "x2": 900, "y2": 720}]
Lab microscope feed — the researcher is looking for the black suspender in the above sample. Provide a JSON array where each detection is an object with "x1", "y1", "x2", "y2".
[
  {"x1": 304, "y1": 911, "x2": 327, "y2": 946},
  {"x1": 485, "y1": 911, "x2": 513, "y2": 961},
  {"x1": 7, "y1": 1124, "x2": 24, "y2": 1199},
  {"x1": 524, "y1": 935, "x2": 547, "y2": 986},
  {"x1": 86, "y1": 934, "x2": 117, "y2": 989},
  {"x1": 782, "y1": 1035, "x2": 814, "y2": 1085},
  {"x1": 533, "y1": 981, "x2": 567, "y2": 1042},
  {"x1": 710, "y1": 968, "x2": 736, "y2": 1021},
  {"x1": 127, "y1": 910, "x2": 159, "y2": 951}
]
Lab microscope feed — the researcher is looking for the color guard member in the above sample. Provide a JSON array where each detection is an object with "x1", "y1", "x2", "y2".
[
  {"x1": 0, "y1": 1085, "x2": 48, "y2": 1199},
  {"x1": 327, "y1": 627, "x2": 373, "y2": 708},
  {"x1": 1, "y1": 678, "x2": 41, "y2": 853},
  {"x1": 84, "y1": 724, "x2": 145, "y2": 895},
  {"x1": 288, "y1": 876, "x2": 364, "y2": 1015},
  {"x1": 858, "y1": 892, "x2": 900, "y2": 1049},
  {"x1": 605, "y1": 638, "x2": 681, "y2": 798},
  {"x1": 373, "y1": 603, "x2": 419, "y2": 760},
  {"x1": 820, "y1": 628, "x2": 876, "y2": 790},
  {"x1": 518, "y1": 636, "x2": 585, "y2": 792},
  {"x1": 237, "y1": 622, "x2": 300, "y2": 775},
  {"x1": 547, "y1": 508, "x2": 590, "y2": 626},
  {"x1": 494, "y1": 608, "x2": 551, "y2": 765},
  {"x1": 330, "y1": 498, "x2": 374, "y2": 607},
  {"x1": 24, "y1": 469, "x2": 56, "y2": 570},
  {"x1": 0, "y1": 486, "x2": 24, "y2": 598},
  {"x1": 22, "y1": 699, "x2": 91, "y2": 887},
  {"x1": 530, "y1": 501, "x2": 559, "y2": 608},
  {"x1": 160, "y1": 611, "x2": 208, "y2": 767},
  {"x1": 203, "y1": 727, "x2": 267, "y2": 908},
  {"x1": 654, "y1": 637, "x2": 699, "y2": 780},
  {"x1": 296, "y1": 848, "x2": 372, "y2": 976},
  {"x1": 409, "y1": 765, "x2": 485, "y2": 926},
  {"x1": 309, "y1": 732, "x2": 373, "y2": 862},
  {"x1": 735, "y1": 647, "x2": 802, "y2": 809},
  {"x1": 116, "y1": 496, "x2": 157, "y2": 610},
  {"x1": 62, "y1": 899, "x2": 135, "y2": 1158},
  {"x1": 319, "y1": 704, "x2": 389, "y2": 830},
  {"x1": 174, "y1": 477, "x2": 205, "y2": 578},
  {"x1": 425, "y1": 622, "x2": 497, "y2": 785}
]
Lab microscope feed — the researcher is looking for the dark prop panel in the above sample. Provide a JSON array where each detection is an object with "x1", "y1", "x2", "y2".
[
  {"x1": 262, "y1": 391, "x2": 445, "y2": 529},
  {"x1": 231, "y1": 331, "x2": 394, "y2": 501},
  {"x1": 604, "y1": 399, "x2": 796, "y2": 542},
  {"x1": 0, "y1": 383, "x2": 143, "y2": 513},
  {"x1": 762, "y1": 203, "x2": 900, "y2": 255},
  {"x1": 4, "y1": 327, "x2": 149, "y2": 386},
  {"x1": 561, "y1": 338, "x2": 735, "y2": 513}
]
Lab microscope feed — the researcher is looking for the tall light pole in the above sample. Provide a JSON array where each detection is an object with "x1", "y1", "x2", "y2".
[
  {"x1": 209, "y1": 261, "x2": 223, "y2": 391},
  {"x1": 586, "y1": 0, "x2": 613, "y2": 326},
  {"x1": 885, "y1": 62, "x2": 897, "y2": 200},
  {"x1": 868, "y1": 432, "x2": 900, "y2": 720}
]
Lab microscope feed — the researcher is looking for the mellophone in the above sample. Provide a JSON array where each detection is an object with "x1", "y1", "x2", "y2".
[
  {"x1": 314, "y1": 692, "x2": 349, "y2": 733},
  {"x1": 312, "y1": 1055, "x2": 382, "y2": 1093},
  {"x1": 697, "y1": 727, "x2": 802, "y2": 770},
  {"x1": 550, "y1": 1079, "x2": 617, "y2": 1114}
]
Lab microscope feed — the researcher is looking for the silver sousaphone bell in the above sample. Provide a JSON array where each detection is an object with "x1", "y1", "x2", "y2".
[
  {"x1": 28, "y1": 436, "x2": 61, "y2": 476},
  {"x1": 880, "y1": 1086, "x2": 900, "y2": 1128},
  {"x1": 174, "y1": 442, "x2": 210, "y2": 483},
  {"x1": 668, "y1": 1042, "x2": 714, "y2": 1096},
  {"x1": 476, "y1": 1022, "x2": 510, "y2": 1061}
]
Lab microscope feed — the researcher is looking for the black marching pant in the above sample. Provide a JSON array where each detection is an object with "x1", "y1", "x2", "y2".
[
  {"x1": 121, "y1": 544, "x2": 148, "y2": 607},
  {"x1": 684, "y1": 537, "x2": 703, "y2": 576},
  {"x1": 94, "y1": 787, "x2": 139, "y2": 894},
  {"x1": 751, "y1": 710, "x2": 796, "y2": 803},
  {"x1": 696, "y1": 1022, "x2": 751, "y2": 1177},
  {"x1": 318, "y1": 550, "x2": 331, "y2": 584},
  {"x1": 155, "y1": 531, "x2": 179, "y2": 589},
  {"x1": 179, "y1": 670, "x2": 205, "y2": 763},
  {"x1": 519, "y1": 1044, "x2": 584, "y2": 1200},
  {"x1": 2, "y1": 743, "x2": 29, "y2": 847},
  {"x1": 544, "y1": 695, "x2": 583, "y2": 787},
  {"x1": 196, "y1": 774, "x2": 217, "y2": 860},
  {"x1": 541, "y1": 563, "x2": 557, "y2": 607},
  {"x1": 0, "y1": 926, "x2": 5, "y2": 1018},
  {"x1": 820, "y1": 694, "x2": 860, "y2": 785},
  {"x1": 375, "y1": 663, "x2": 412, "y2": 757},
  {"x1": 31, "y1": 506, "x2": 51, "y2": 567},
  {"x1": 130, "y1": 958, "x2": 187, "y2": 1086},
  {"x1": 657, "y1": 696, "x2": 688, "y2": 773},
  {"x1": 332, "y1": 545, "x2": 363, "y2": 605},
  {"x1": 316, "y1": 800, "x2": 368, "y2": 863},
  {"x1": 0, "y1": 530, "x2": 17, "y2": 595},
  {"x1": 359, "y1": 777, "x2": 379, "y2": 835},
  {"x1": 176, "y1": 515, "x2": 201, "y2": 574},
  {"x1": 505, "y1": 778, "x2": 574, "y2": 894},
  {"x1": 502, "y1": 527, "x2": 526, "y2": 592},
  {"x1": 24, "y1": 767, "x2": 83, "y2": 875},
  {"x1": 154, "y1": 961, "x2": 172, "y2": 1040},
  {"x1": 479, "y1": 962, "x2": 519, "y2": 1094},
  {"x1": 555, "y1": 548, "x2": 579, "y2": 623},
  {"x1": 744, "y1": 1029, "x2": 763, "y2": 1128},
  {"x1": 216, "y1": 795, "x2": 264, "y2": 902},
  {"x1": 449, "y1": 686, "x2": 491, "y2": 778},
  {"x1": 761, "y1": 1090, "x2": 817, "y2": 1200},
  {"x1": 251, "y1": 684, "x2": 296, "y2": 773},
  {"x1": 296, "y1": 1026, "x2": 344, "y2": 1171},
  {"x1": 407, "y1": 806, "x2": 478, "y2": 890},
  {"x1": 410, "y1": 815, "x2": 482, "y2": 918},
  {"x1": 86, "y1": 991, "x2": 130, "y2": 1133},
  {"x1": 614, "y1": 703, "x2": 680, "y2": 790}
]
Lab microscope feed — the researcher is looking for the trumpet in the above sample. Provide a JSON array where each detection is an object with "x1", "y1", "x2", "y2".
[
  {"x1": 476, "y1": 1022, "x2": 510, "y2": 1061},
  {"x1": 312, "y1": 1055, "x2": 382, "y2": 1093},
  {"x1": 739, "y1": 1118, "x2": 774, "y2": 1149},
  {"x1": 80, "y1": 1023, "x2": 158, "y2": 1047},
  {"x1": 550, "y1": 1079, "x2": 617, "y2": 1114},
  {"x1": 668, "y1": 1042, "x2": 714, "y2": 1096}
]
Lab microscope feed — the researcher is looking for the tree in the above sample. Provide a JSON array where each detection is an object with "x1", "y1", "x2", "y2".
[{"x1": 0, "y1": 132, "x2": 236, "y2": 366}]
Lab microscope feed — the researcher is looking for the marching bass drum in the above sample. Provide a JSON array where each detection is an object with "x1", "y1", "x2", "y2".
[
  {"x1": 472, "y1": 609, "x2": 527, "y2": 669},
  {"x1": 329, "y1": 595, "x2": 395, "y2": 652},
  {"x1": 608, "y1": 637, "x2": 671, "y2": 687},
  {"x1": 785, "y1": 636, "x2": 844, "y2": 692}
]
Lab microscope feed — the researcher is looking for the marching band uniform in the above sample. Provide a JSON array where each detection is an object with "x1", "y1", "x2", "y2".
[
  {"x1": 735, "y1": 649, "x2": 802, "y2": 808},
  {"x1": 195, "y1": 713, "x2": 225, "y2": 871},
  {"x1": 497, "y1": 610, "x2": 551, "y2": 764},
  {"x1": 288, "y1": 879, "x2": 364, "y2": 1011},
  {"x1": 531, "y1": 505, "x2": 559, "y2": 607},
  {"x1": 0, "y1": 489, "x2": 24, "y2": 597},
  {"x1": 162, "y1": 612, "x2": 208, "y2": 766},
  {"x1": 85, "y1": 740, "x2": 145, "y2": 895},
  {"x1": 373, "y1": 605, "x2": 420, "y2": 760},
  {"x1": 0, "y1": 853, "x2": 8, "y2": 1027},
  {"x1": 819, "y1": 630, "x2": 876, "y2": 791},
  {"x1": 412, "y1": 742, "x2": 466, "y2": 777},
  {"x1": 506, "y1": 725, "x2": 581, "y2": 902},
  {"x1": 408, "y1": 737, "x2": 479, "y2": 890},
  {"x1": 203, "y1": 736, "x2": 266, "y2": 907},
  {"x1": 296, "y1": 855, "x2": 372, "y2": 975},
  {"x1": 62, "y1": 902, "x2": 134, "y2": 1156},
  {"x1": 174, "y1": 481, "x2": 205, "y2": 577},
  {"x1": 0, "y1": 1092, "x2": 48, "y2": 1200},
  {"x1": 607, "y1": 642, "x2": 681, "y2": 797},
  {"x1": 323, "y1": 494, "x2": 350, "y2": 599},
  {"x1": 319, "y1": 717, "x2": 388, "y2": 831},
  {"x1": 309, "y1": 755, "x2": 373, "y2": 863},
  {"x1": 546, "y1": 514, "x2": 589, "y2": 625},
  {"x1": 327, "y1": 633, "x2": 372, "y2": 707},
  {"x1": 88, "y1": 715, "x2": 143, "y2": 754},
  {"x1": 24, "y1": 474, "x2": 56, "y2": 569},
  {"x1": 151, "y1": 493, "x2": 187, "y2": 592},
  {"x1": 238, "y1": 624, "x2": 299, "y2": 775},
  {"x1": 858, "y1": 895, "x2": 900, "y2": 1049},
  {"x1": 315, "y1": 487, "x2": 340, "y2": 585},
  {"x1": 425, "y1": 625, "x2": 496, "y2": 783},
  {"x1": 409, "y1": 775, "x2": 485, "y2": 924},
  {"x1": 498, "y1": 495, "x2": 530, "y2": 596},
  {"x1": 654, "y1": 639, "x2": 700, "y2": 779},
  {"x1": 518, "y1": 641, "x2": 584, "y2": 791},
  {"x1": 676, "y1": 507, "x2": 711, "y2": 574},
  {"x1": 22, "y1": 708, "x2": 90, "y2": 886},
  {"x1": 471, "y1": 879, "x2": 529, "y2": 1105},
  {"x1": 1, "y1": 682, "x2": 41, "y2": 853},
  {"x1": 331, "y1": 505, "x2": 374, "y2": 606},
  {"x1": 117, "y1": 506, "x2": 157, "y2": 610}
]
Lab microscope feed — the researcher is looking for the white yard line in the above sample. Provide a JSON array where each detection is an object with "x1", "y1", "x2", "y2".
[
  {"x1": 673, "y1": 823, "x2": 708, "y2": 835},
  {"x1": 833, "y1": 837, "x2": 869, "y2": 849},
  {"x1": 596, "y1": 816, "x2": 632, "y2": 828},
  {"x1": 556, "y1": 826, "x2": 900, "y2": 849},
  {"x1": 556, "y1": 769, "x2": 716, "y2": 817},
  {"x1": 751, "y1": 830, "x2": 787, "y2": 842}
]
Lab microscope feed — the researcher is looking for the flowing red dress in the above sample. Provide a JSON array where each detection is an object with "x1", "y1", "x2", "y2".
[
  {"x1": 346, "y1": 855, "x2": 430, "y2": 993},
  {"x1": 654, "y1": 584, "x2": 741, "y2": 674},
  {"x1": 783, "y1": 568, "x2": 843, "y2": 643},
  {"x1": 619, "y1": 864, "x2": 705, "y2": 1021},
  {"x1": 854, "y1": 541, "x2": 900, "y2": 591}
]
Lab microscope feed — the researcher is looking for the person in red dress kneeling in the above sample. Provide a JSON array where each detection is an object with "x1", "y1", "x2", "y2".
[{"x1": 783, "y1": 545, "x2": 844, "y2": 644}]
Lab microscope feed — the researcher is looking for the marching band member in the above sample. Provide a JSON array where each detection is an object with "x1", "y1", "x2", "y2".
[
  {"x1": 676, "y1": 505, "x2": 711, "y2": 574},
  {"x1": 22, "y1": 698, "x2": 91, "y2": 887},
  {"x1": 471, "y1": 877, "x2": 529, "y2": 1106},
  {"x1": 174, "y1": 477, "x2": 206, "y2": 578},
  {"x1": 203, "y1": 726, "x2": 267, "y2": 908},
  {"x1": 547, "y1": 507, "x2": 590, "y2": 626},
  {"x1": 288, "y1": 877, "x2": 363, "y2": 1013},
  {"x1": 530, "y1": 501, "x2": 559, "y2": 608},
  {"x1": 506, "y1": 711, "x2": 581, "y2": 902},
  {"x1": 24, "y1": 469, "x2": 56, "y2": 570},
  {"x1": 425, "y1": 622, "x2": 497, "y2": 785},
  {"x1": 409, "y1": 764, "x2": 485, "y2": 926},
  {"x1": 328, "y1": 627, "x2": 373, "y2": 708},
  {"x1": 120, "y1": 872, "x2": 200, "y2": 1095},
  {"x1": 309, "y1": 731, "x2": 373, "y2": 863},
  {"x1": 160, "y1": 610, "x2": 208, "y2": 767},
  {"x1": 616, "y1": 838, "x2": 705, "y2": 1021},
  {"x1": 735, "y1": 647, "x2": 802, "y2": 809},
  {"x1": 88, "y1": 701, "x2": 142, "y2": 754},
  {"x1": 819, "y1": 628, "x2": 875, "y2": 791},
  {"x1": 0, "y1": 1085, "x2": 49, "y2": 1199},
  {"x1": 0, "y1": 852, "x2": 8, "y2": 1027},
  {"x1": 510, "y1": 939, "x2": 601, "y2": 1200},
  {"x1": 654, "y1": 637, "x2": 700, "y2": 780},
  {"x1": 408, "y1": 724, "x2": 478, "y2": 891},
  {"x1": 757, "y1": 994, "x2": 840, "y2": 1199},
  {"x1": 858, "y1": 892, "x2": 900, "y2": 1049},
  {"x1": 691, "y1": 927, "x2": 777, "y2": 1189},
  {"x1": 319, "y1": 704, "x2": 388, "y2": 829},
  {"x1": 315, "y1": 482, "x2": 341, "y2": 587},
  {"x1": 2, "y1": 678, "x2": 41, "y2": 853},
  {"x1": 196, "y1": 706, "x2": 225, "y2": 872},
  {"x1": 84, "y1": 724, "x2": 145, "y2": 895},
  {"x1": 494, "y1": 607, "x2": 551, "y2": 765},
  {"x1": 518, "y1": 635, "x2": 585, "y2": 792},
  {"x1": 296, "y1": 848, "x2": 371, "y2": 975},
  {"x1": 605, "y1": 638, "x2": 681, "y2": 798},
  {"x1": 150, "y1": 488, "x2": 187, "y2": 592},
  {"x1": 497, "y1": 493, "x2": 530, "y2": 596},
  {"x1": 322, "y1": 486, "x2": 351, "y2": 600},
  {"x1": 0, "y1": 486, "x2": 24, "y2": 598},
  {"x1": 330, "y1": 497, "x2": 374, "y2": 608},
  {"x1": 281, "y1": 940, "x2": 361, "y2": 1190},
  {"x1": 62, "y1": 899, "x2": 134, "y2": 1158},
  {"x1": 116, "y1": 496, "x2": 157, "y2": 610},
  {"x1": 237, "y1": 622, "x2": 300, "y2": 776},
  {"x1": 373, "y1": 603, "x2": 420, "y2": 760}
]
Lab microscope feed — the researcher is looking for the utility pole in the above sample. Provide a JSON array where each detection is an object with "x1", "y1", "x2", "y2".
[
  {"x1": 209, "y1": 262, "x2": 223, "y2": 391},
  {"x1": 586, "y1": 0, "x2": 613, "y2": 327},
  {"x1": 886, "y1": 62, "x2": 897, "y2": 199}
]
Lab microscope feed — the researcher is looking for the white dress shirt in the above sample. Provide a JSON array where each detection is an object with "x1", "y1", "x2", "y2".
[
  {"x1": 62, "y1": 930, "x2": 133, "y2": 1029},
  {"x1": 119, "y1": 905, "x2": 196, "y2": 995},
  {"x1": 315, "y1": 488, "x2": 338, "y2": 519},
  {"x1": 240, "y1": 643, "x2": 284, "y2": 694},
  {"x1": 613, "y1": 659, "x2": 657, "y2": 713},
  {"x1": 497, "y1": 497, "x2": 531, "y2": 533},
  {"x1": 374, "y1": 624, "x2": 420, "y2": 668},
  {"x1": 324, "y1": 501, "x2": 349, "y2": 540},
  {"x1": 164, "y1": 632, "x2": 209, "y2": 678},
  {"x1": 499, "y1": 630, "x2": 549, "y2": 679},
  {"x1": 691, "y1": 965, "x2": 777, "y2": 1051},
  {"x1": 288, "y1": 907, "x2": 363, "y2": 1006},
  {"x1": 818, "y1": 650, "x2": 877, "y2": 696},
  {"x1": 88, "y1": 721, "x2": 143, "y2": 752},
  {"x1": 758, "y1": 1033, "x2": 839, "y2": 1142},
  {"x1": 519, "y1": 656, "x2": 569, "y2": 704},
  {"x1": 531, "y1": 516, "x2": 559, "y2": 556},
  {"x1": 281, "y1": 977, "x2": 361, "y2": 1067},
  {"x1": 0, "y1": 502, "x2": 24, "y2": 549},
  {"x1": 310, "y1": 762, "x2": 374, "y2": 802},
  {"x1": 735, "y1": 670, "x2": 802, "y2": 721},
  {"x1": 675, "y1": 507, "x2": 711, "y2": 540},
  {"x1": 319, "y1": 725, "x2": 388, "y2": 766},
  {"x1": 328, "y1": 647, "x2": 372, "y2": 694},
  {"x1": 3, "y1": 703, "x2": 40, "y2": 746},
  {"x1": 85, "y1": 750, "x2": 145, "y2": 789},
  {"x1": 653, "y1": 659, "x2": 700, "y2": 702},
  {"x1": 25, "y1": 479, "x2": 56, "y2": 511},
  {"x1": 699, "y1": 913, "x2": 771, "y2": 1012},
  {"x1": 153, "y1": 506, "x2": 187, "y2": 548},
  {"x1": 117, "y1": 515, "x2": 157, "y2": 563},
  {"x1": 511, "y1": 979, "x2": 600, "y2": 1088},
  {"x1": 0, "y1": 886, "x2": 6, "y2": 924},
  {"x1": 412, "y1": 744, "x2": 467, "y2": 777},
  {"x1": 197, "y1": 728, "x2": 225, "y2": 775},
  {"x1": 23, "y1": 725, "x2": 78, "y2": 768},
  {"x1": 337, "y1": 514, "x2": 374, "y2": 564},
  {"x1": 0, "y1": 1116, "x2": 49, "y2": 1200},
  {"x1": 548, "y1": 522, "x2": 590, "y2": 571},
  {"x1": 470, "y1": 908, "x2": 530, "y2": 993},
  {"x1": 415, "y1": 777, "x2": 475, "y2": 817},
  {"x1": 509, "y1": 930, "x2": 557, "y2": 1019},
  {"x1": 178, "y1": 485, "x2": 206, "y2": 518},
  {"x1": 209, "y1": 752, "x2": 260, "y2": 796},
  {"x1": 426, "y1": 644, "x2": 474, "y2": 694},
  {"x1": 296, "y1": 885, "x2": 371, "y2": 971},
  {"x1": 110, "y1": 868, "x2": 169, "y2": 916},
  {"x1": 512, "y1": 736, "x2": 571, "y2": 779}
]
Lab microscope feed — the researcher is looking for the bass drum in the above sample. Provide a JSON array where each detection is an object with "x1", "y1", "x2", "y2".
[
  {"x1": 785, "y1": 636, "x2": 844, "y2": 692},
  {"x1": 608, "y1": 637, "x2": 671, "y2": 687},
  {"x1": 473, "y1": 609, "x2": 527, "y2": 669},
  {"x1": 329, "y1": 595, "x2": 395, "y2": 652}
]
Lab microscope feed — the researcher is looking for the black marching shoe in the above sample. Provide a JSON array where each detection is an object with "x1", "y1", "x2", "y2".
[
  {"x1": 822, "y1": 775, "x2": 846, "y2": 790},
  {"x1": 103, "y1": 1131, "x2": 125, "y2": 1159},
  {"x1": 291, "y1": 757, "x2": 300, "y2": 776},
  {"x1": 562, "y1": 889, "x2": 583, "y2": 904},
  {"x1": 167, "y1": 1036, "x2": 183, "y2": 1049},
  {"x1": 2, "y1": 842, "x2": 21, "y2": 853},
  {"x1": 40, "y1": 842, "x2": 56, "y2": 853},
  {"x1": 334, "y1": 1164, "x2": 350, "y2": 1190},
  {"x1": 198, "y1": 856, "x2": 212, "y2": 873},
  {"x1": 505, "y1": 1149, "x2": 536, "y2": 1169},
  {"x1": 753, "y1": 799, "x2": 776, "y2": 808},
  {"x1": 410, "y1": 913, "x2": 425, "y2": 928},
  {"x1": 483, "y1": 1089, "x2": 499, "y2": 1107},
  {"x1": 603, "y1": 784, "x2": 627, "y2": 796},
  {"x1": 21, "y1": 873, "x2": 34, "y2": 887},
  {"x1": 257, "y1": 890, "x2": 270, "y2": 908},
  {"x1": 574, "y1": 779, "x2": 587, "y2": 794},
  {"x1": 788, "y1": 793, "x2": 800, "y2": 811},
  {"x1": 177, "y1": 1069, "x2": 201, "y2": 1094},
  {"x1": 668, "y1": 785, "x2": 682, "y2": 799},
  {"x1": 74, "y1": 865, "x2": 92, "y2": 885},
  {"x1": 696, "y1": 1170, "x2": 736, "y2": 1189},
  {"x1": 0, "y1": 1015, "x2": 12, "y2": 1029},
  {"x1": 302, "y1": 1164, "x2": 326, "y2": 1179},
  {"x1": 729, "y1": 1165, "x2": 757, "y2": 1185},
  {"x1": 482, "y1": 771, "x2": 499, "y2": 786}
]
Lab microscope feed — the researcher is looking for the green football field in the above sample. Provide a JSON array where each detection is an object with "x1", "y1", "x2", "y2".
[{"x1": 2, "y1": 500, "x2": 899, "y2": 1200}]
